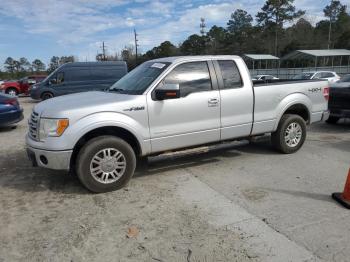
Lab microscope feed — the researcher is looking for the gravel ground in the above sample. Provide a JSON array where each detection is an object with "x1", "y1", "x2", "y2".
[{"x1": 0, "y1": 97, "x2": 349, "y2": 262}]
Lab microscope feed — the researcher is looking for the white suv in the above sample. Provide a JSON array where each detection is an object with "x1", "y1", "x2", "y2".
[{"x1": 294, "y1": 71, "x2": 340, "y2": 83}]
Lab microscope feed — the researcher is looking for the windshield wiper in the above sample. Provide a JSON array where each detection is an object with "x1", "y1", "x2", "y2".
[{"x1": 109, "y1": 88, "x2": 125, "y2": 93}]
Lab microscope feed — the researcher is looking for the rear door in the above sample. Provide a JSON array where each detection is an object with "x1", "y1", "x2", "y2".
[
  {"x1": 213, "y1": 59, "x2": 254, "y2": 140},
  {"x1": 148, "y1": 60, "x2": 221, "y2": 153}
]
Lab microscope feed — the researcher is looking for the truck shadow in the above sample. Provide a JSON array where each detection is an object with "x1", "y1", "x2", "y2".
[
  {"x1": 310, "y1": 119, "x2": 350, "y2": 134},
  {"x1": 0, "y1": 139, "x2": 279, "y2": 194},
  {"x1": 135, "y1": 139, "x2": 278, "y2": 178}
]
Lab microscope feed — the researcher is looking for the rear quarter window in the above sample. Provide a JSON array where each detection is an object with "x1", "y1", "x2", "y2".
[{"x1": 217, "y1": 60, "x2": 242, "y2": 89}]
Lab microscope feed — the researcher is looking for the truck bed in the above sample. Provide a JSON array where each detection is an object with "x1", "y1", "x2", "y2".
[{"x1": 251, "y1": 79, "x2": 329, "y2": 135}]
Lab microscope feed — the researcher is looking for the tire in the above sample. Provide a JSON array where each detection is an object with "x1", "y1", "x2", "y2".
[
  {"x1": 271, "y1": 114, "x2": 306, "y2": 154},
  {"x1": 6, "y1": 88, "x2": 18, "y2": 96},
  {"x1": 41, "y1": 92, "x2": 54, "y2": 100},
  {"x1": 76, "y1": 135, "x2": 136, "y2": 193},
  {"x1": 326, "y1": 116, "x2": 340, "y2": 124}
]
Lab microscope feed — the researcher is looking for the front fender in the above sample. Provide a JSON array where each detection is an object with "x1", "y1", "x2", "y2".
[{"x1": 29, "y1": 112, "x2": 151, "y2": 155}]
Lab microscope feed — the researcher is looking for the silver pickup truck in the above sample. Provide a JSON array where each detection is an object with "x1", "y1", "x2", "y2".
[{"x1": 26, "y1": 56, "x2": 330, "y2": 192}]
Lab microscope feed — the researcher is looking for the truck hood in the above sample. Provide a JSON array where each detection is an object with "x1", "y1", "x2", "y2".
[{"x1": 34, "y1": 91, "x2": 146, "y2": 122}]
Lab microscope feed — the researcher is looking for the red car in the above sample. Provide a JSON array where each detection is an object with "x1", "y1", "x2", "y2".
[{"x1": 0, "y1": 75, "x2": 46, "y2": 96}]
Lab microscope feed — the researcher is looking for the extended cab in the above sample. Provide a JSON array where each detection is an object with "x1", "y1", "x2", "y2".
[
  {"x1": 0, "y1": 75, "x2": 46, "y2": 96},
  {"x1": 26, "y1": 56, "x2": 330, "y2": 192}
]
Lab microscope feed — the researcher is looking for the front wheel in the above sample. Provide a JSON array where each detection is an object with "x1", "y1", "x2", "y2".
[
  {"x1": 271, "y1": 114, "x2": 306, "y2": 154},
  {"x1": 41, "y1": 92, "x2": 54, "y2": 100},
  {"x1": 76, "y1": 136, "x2": 136, "y2": 193}
]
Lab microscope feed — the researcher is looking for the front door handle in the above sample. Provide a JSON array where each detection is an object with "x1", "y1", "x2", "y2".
[{"x1": 208, "y1": 98, "x2": 219, "y2": 107}]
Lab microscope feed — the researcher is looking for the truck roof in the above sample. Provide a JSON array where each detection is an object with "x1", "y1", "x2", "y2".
[
  {"x1": 60, "y1": 61, "x2": 127, "y2": 68},
  {"x1": 150, "y1": 55, "x2": 242, "y2": 64}
]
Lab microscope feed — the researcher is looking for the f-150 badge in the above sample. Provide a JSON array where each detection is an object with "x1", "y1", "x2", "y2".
[{"x1": 123, "y1": 106, "x2": 145, "y2": 112}]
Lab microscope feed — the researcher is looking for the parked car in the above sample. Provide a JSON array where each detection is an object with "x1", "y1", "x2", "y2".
[
  {"x1": 252, "y1": 75, "x2": 279, "y2": 81},
  {"x1": 30, "y1": 61, "x2": 128, "y2": 100},
  {"x1": 293, "y1": 71, "x2": 340, "y2": 83},
  {"x1": 0, "y1": 93, "x2": 23, "y2": 127},
  {"x1": 0, "y1": 75, "x2": 46, "y2": 96},
  {"x1": 26, "y1": 55, "x2": 329, "y2": 193},
  {"x1": 327, "y1": 74, "x2": 350, "y2": 123}
]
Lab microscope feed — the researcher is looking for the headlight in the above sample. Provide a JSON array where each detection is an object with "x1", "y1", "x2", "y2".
[
  {"x1": 39, "y1": 118, "x2": 69, "y2": 141},
  {"x1": 0, "y1": 84, "x2": 4, "y2": 89},
  {"x1": 31, "y1": 84, "x2": 37, "y2": 90}
]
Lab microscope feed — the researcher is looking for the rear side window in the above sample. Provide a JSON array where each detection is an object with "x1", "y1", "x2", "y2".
[
  {"x1": 217, "y1": 60, "x2": 242, "y2": 89},
  {"x1": 65, "y1": 69, "x2": 91, "y2": 82},
  {"x1": 163, "y1": 61, "x2": 212, "y2": 97},
  {"x1": 321, "y1": 72, "x2": 334, "y2": 78},
  {"x1": 91, "y1": 67, "x2": 126, "y2": 80}
]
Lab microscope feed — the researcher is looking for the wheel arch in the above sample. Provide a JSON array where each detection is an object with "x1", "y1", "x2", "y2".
[
  {"x1": 274, "y1": 93, "x2": 312, "y2": 130},
  {"x1": 70, "y1": 126, "x2": 143, "y2": 170}
]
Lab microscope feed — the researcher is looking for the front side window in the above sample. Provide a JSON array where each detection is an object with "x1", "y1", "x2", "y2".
[
  {"x1": 217, "y1": 60, "x2": 243, "y2": 89},
  {"x1": 161, "y1": 61, "x2": 212, "y2": 97},
  {"x1": 57, "y1": 72, "x2": 64, "y2": 84}
]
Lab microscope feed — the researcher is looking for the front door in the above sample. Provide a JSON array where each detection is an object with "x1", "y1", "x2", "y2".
[{"x1": 147, "y1": 61, "x2": 221, "y2": 153}]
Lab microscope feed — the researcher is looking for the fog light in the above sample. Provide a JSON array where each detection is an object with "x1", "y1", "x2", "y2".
[{"x1": 39, "y1": 155, "x2": 48, "y2": 165}]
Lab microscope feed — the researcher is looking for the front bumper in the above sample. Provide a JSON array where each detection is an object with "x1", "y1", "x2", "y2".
[
  {"x1": 0, "y1": 108, "x2": 24, "y2": 127},
  {"x1": 26, "y1": 146, "x2": 73, "y2": 171}
]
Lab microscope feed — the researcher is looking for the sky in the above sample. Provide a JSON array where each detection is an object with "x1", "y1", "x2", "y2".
[{"x1": 0, "y1": 0, "x2": 348, "y2": 65}]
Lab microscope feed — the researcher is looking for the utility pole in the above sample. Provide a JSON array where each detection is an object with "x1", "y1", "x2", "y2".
[
  {"x1": 327, "y1": 17, "x2": 332, "y2": 49},
  {"x1": 200, "y1": 18, "x2": 206, "y2": 36},
  {"x1": 102, "y1": 41, "x2": 106, "y2": 61},
  {"x1": 134, "y1": 29, "x2": 139, "y2": 63}
]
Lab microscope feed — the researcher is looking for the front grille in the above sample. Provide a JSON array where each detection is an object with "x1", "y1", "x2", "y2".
[{"x1": 29, "y1": 111, "x2": 39, "y2": 140}]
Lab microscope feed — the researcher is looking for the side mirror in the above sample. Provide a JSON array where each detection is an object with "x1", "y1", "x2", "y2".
[{"x1": 155, "y1": 83, "x2": 180, "y2": 100}]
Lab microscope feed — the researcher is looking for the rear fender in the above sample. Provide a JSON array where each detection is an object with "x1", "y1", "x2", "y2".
[{"x1": 273, "y1": 93, "x2": 312, "y2": 131}]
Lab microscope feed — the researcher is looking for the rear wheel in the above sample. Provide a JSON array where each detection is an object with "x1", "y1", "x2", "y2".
[
  {"x1": 326, "y1": 116, "x2": 340, "y2": 124},
  {"x1": 41, "y1": 92, "x2": 54, "y2": 100},
  {"x1": 6, "y1": 88, "x2": 18, "y2": 96},
  {"x1": 76, "y1": 136, "x2": 136, "y2": 193},
  {"x1": 271, "y1": 114, "x2": 306, "y2": 154}
]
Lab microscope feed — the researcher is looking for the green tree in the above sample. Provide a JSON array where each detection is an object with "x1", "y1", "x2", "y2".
[
  {"x1": 59, "y1": 56, "x2": 75, "y2": 64},
  {"x1": 4, "y1": 57, "x2": 16, "y2": 73},
  {"x1": 32, "y1": 59, "x2": 46, "y2": 72},
  {"x1": 180, "y1": 34, "x2": 208, "y2": 55},
  {"x1": 227, "y1": 9, "x2": 253, "y2": 34},
  {"x1": 207, "y1": 26, "x2": 229, "y2": 54},
  {"x1": 256, "y1": 0, "x2": 305, "y2": 56},
  {"x1": 47, "y1": 56, "x2": 60, "y2": 73},
  {"x1": 19, "y1": 57, "x2": 31, "y2": 72},
  {"x1": 324, "y1": 0, "x2": 347, "y2": 48}
]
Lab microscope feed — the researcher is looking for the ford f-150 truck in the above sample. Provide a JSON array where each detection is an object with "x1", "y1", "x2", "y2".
[{"x1": 26, "y1": 56, "x2": 330, "y2": 193}]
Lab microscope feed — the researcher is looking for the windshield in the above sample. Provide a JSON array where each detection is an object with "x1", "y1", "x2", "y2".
[
  {"x1": 293, "y1": 72, "x2": 314, "y2": 80},
  {"x1": 338, "y1": 75, "x2": 350, "y2": 82},
  {"x1": 109, "y1": 61, "x2": 170, "y2": 95}
]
